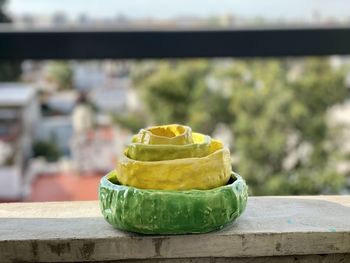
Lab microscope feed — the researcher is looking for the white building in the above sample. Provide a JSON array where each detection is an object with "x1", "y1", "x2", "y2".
[{"x1": 0, "y1": 84, "x2": 40, "y2": 200}]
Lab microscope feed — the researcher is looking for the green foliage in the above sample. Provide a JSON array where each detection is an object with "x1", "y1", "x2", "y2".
[
  {"x1": 46, "y1": 61, "x2": 73, "y2": 90},
  {"x1": 221, "y1": 59, "x2": 347, "y2": 195},
  {"x1": 133, "y1": 60, "x2": 232, "y2": 134},
  {"x1": 112, "y1": 112, "x2": 148, "y2": 134},
  {"x1": 33, "y1": 141, "x2": 62, "y2": 162},
  {"x1": 0, "y1": 61, "x2": 21, "y2": 81},
  {"x1": 132, "y1": 58, "x2": 348, "y2": 195}
]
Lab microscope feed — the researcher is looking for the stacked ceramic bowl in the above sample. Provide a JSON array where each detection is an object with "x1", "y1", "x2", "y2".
[{"x1": 99, "y1": 124, "x2": 248, "y2": 234}]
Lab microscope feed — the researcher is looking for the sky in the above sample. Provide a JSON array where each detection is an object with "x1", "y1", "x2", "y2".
[{"x1": 6, "y1": 0, "x2": 350, "y2": 20}]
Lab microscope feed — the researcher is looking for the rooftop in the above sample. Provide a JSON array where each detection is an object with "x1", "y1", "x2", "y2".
[
  {"x1": 25, "y1": 172, "x2": 102, "y2": 202},
  {"x1": 0, "y1": 83, "x2": 35, "y2": 107}
]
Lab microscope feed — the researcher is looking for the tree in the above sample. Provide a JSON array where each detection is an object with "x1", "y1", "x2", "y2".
[
  {"x1": 0, "y1": 0, "x2": 21, "y2": 81},
  {"x1": 217, "y1": 58, "x2": 347, "y2": 195},
  {"x1": 46, "y1": 61, "x2": 74, "y2": 90},
  {"x1": 133, "y1": 60, "x2": 232, "y2": 134},
  {"x1": 132, "y1": 58, "x2": 348, "y2": 195},
  {"x1": 111, "y1": 111, "x2": 147, "y2": 134},
  {"x1": 33, "y1": 140, "x2": 62, "y2": 162}
]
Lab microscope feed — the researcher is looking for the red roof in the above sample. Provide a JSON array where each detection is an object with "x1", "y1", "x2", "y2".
[{"x1": 25, "y1": 171, "x2": 103, "y2": 202}]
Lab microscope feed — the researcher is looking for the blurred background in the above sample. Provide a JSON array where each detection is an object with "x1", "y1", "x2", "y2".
[{"x1": 1, "y1": 0, "x2": 350, "y2": 202}]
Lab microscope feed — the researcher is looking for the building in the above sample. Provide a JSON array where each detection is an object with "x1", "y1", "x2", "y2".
[{"x1": 0, "y1": 83, "x2": 40, "y2": 200}]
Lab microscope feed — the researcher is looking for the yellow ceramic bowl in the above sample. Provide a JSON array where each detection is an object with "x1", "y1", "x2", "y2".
[
  {"x1": 116, "y1": 148, "x2": 232, "y2": 190},
  {"x1": 126, "y1": 132, "x2": 223, "y2": 161},
  {"x1": 132, "y1": 124, "x2": 193, "y2": 145}
]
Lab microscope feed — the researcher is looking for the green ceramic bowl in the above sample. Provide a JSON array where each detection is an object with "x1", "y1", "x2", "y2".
[{"x1": 99, "y1": 170, "x2": 248, "y2": 234}]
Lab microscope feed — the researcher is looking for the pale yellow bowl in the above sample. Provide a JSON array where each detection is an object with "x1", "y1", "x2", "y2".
[{"x1": 116, "y1": 148, "x2": 232, "y2": 190}]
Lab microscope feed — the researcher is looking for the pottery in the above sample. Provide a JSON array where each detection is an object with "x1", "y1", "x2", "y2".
[
  {"x1": 133, "y1": 124, "x2": 193, "y2": 145},
  {"x1": 117, "y1": 148, "x2": 232, "y2": 190},
  {"x1": 99, "y1": 170, "x2": 248, "y2": 234},
  {"x1": 125, "y1": 132, "x2": 214, "y2": 161},
  {"x1": 99, "y1": 124, "x2": 248, "y2": 234},
  {"x1": 118, "y1": 127, "x2": 231, "y2": 190}
]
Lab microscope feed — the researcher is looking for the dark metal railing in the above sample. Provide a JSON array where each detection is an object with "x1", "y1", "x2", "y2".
[{"x1": 1, "y1": 26, "x2": 350, "y2": 59}]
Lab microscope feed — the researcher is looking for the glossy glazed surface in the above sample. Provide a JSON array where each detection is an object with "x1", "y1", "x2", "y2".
[
  {"x1": 99, "y1": 170, "x2": 248, "y2": 234},
  {"x1": 119, "y1": 125, "x2": 231, "y2": 190},
  {"x1": 126, "y1": 132, "x2": 214, "y2": 161},
  {"x1": 118, "y1": 148, "x2": 231, "y2": 190},
  {"x1": 133, "y1": 124, "x2": 193, "y2": 145}
]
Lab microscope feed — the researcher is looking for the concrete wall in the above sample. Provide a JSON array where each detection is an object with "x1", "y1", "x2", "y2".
[{"x1": 0, "y1": 196, "x2": 349, "y2": 262}]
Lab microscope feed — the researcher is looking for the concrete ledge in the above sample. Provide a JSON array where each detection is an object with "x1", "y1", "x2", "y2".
[{"x1": 0, "y1": 196, "x2": 349, "y2": 262}]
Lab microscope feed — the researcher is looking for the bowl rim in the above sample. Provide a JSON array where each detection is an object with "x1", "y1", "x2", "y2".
[
  {"x1": 137, "y1": 124, "x2": 192, "y2": 145},
  {"x1": 100, "y1": 170, "x2": 245, "y2": 194},
  {"x1": 121, "y1": 147, "x2": 230, "y2": 165},
  {"x1": 128, "y1": 132, "x2": 211, "y2": 149}
]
